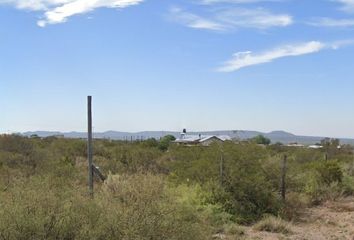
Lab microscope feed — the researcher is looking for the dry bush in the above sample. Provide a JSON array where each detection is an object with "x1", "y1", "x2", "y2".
[
  {"x1": 281, "y1": 192, "x2": 311, "y2": 221},
  {"x1": 223, "y1": 223, "x2": 245, "y2": 236},
  {"x1": 0, "y1": 177, "x2": 88, "y2": 240},
  {"x1": 97, "y1": 173, "x2": 211, "y2": 240},
  {"x1": 254, "y1": 216, "x2": 293, "y2": 234},
  {"x1": 0, "y1": 173, "x2": 211, "y2": 240}
]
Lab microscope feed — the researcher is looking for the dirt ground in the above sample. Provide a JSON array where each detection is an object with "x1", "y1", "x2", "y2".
[{"x1": 244, "y1": 197, "x2": 354, "y2": 240}]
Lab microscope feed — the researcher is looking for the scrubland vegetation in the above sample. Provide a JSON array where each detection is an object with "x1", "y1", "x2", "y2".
[{"x1": 0, "y1": 134, "x2": 353, "y2": 239}]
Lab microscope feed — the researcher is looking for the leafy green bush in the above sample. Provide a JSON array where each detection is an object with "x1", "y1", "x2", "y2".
[
  {"x1": 169, "y1": 143, "x2": 281, "y2": 223},
  {"x1": 158, "y1": 135, "x2": 176, "y2": 151},
  {"x1": 303, "y1": 160, "x2": 343, "y2": 202},
  {"x1": 250, "y1": 135, "x2": 271, "y2": 145},
  {"x1": 342, "y1": 174, "x2": 354, "y2": 195},
  {"x1": 172, "y1": 184, "x2": 233, "y2": 227},
  {"x1": 314, "y1": 160, "x2": 343, "y2": 185}
]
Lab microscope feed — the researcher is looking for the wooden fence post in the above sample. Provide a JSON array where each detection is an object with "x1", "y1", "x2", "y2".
[
  {"x1": 220, "y1": 152, "x2": 224, "y2": 186},
  {"x1": 87, "y1": 96, "x2": 94, "y2": 197},
  {"x1": 280, "y1": 154, "x2": 287, "y2": 202}
]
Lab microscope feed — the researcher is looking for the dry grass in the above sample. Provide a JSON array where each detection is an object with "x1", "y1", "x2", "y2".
[
  {"x1": 224, "y1": 223, "x2": 246, "y2": 236},
  {"x1": 253, "y1": 216, "x2": 293, "y2": 234},
  {"x1": 326, "y1": 200, "x2": 354, "y2": 213}
]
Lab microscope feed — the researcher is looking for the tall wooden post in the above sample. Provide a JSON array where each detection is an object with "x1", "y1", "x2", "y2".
[
  {"x1": 87, "y1": 96, "x2": 94, "y2": 197},
  {"x1": 220, "y1": 153, "x2": 224, "y2": 186},
  {"x1": 280, "y1": 154, "x2": 287, "y2": 202}
]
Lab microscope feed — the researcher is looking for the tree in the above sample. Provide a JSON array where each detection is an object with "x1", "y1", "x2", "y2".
[
  {"x1": 158, "y1": 135, "x2": 176, "y2": 151},
  {"x1": 251, "y1": 135, "x2": 271, "y2": 145},
  {"x1": 143, "y1": 138, "x2": 159, "y2": 148},
  {"x1": 321, "y1": 138, "x2": 340, "y2": 158},
  {"x1": 30, "y1": 134, "x2": 40, "y2": 139},
  {"x1": 321, "y1": 138, "x2": 340, "y2": 149}
]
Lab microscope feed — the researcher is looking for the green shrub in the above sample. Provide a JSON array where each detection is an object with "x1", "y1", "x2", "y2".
[
  {"x1": 169, "y1": 143, "x2": 281, "y2": 223},
  {"x1": 315, "y1": 160, "x2": 343, "y2": 185},
  {"x1": 342, "y1": 174, "x2": 354, "y2": 195},
  {"x1": 172, "y1": 184, "x2": 233, "y2": 227},
  {"x1": 304, "y1": 174, "x2": 344, "y2": 204},
  {"x1": 158, "y1": 135, "x2": 176, "y2": 151},
  {"x1": 303, "y1": 160, "x2": 344, "y2": 204},
  {"x1": 211, "y1": 180, "x2": 281, "y2": 224},
  {"x1": 250, "y1": 135, "x2": 271, "y2": 145}
]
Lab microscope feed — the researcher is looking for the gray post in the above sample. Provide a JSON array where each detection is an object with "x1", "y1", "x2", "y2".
[
  {"x1": 87, "y1": 96, "x2": 94, "y2": 197},
  {"x1": 280, "y1": 154, "x2": 287, "y2": 202},
  {"x1": 220, "y1": 153, "x2": 224, "y2": 186}
]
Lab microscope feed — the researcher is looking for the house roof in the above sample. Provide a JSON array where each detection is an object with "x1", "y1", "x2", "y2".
[
  {"x1": 308, "y1": 145, "x2": 323, "y2": 149},
  {"x1": 174, "y1": 135, "x2": 231, "y2": 144}
]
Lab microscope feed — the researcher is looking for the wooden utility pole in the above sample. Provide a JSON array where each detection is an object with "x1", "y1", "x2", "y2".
[
  {"x1": 280, "y1": 154, "x2": 287, "y2": 202},
  {"x1": 87, "y1": 96, "x2": 94, "y2": 197}
]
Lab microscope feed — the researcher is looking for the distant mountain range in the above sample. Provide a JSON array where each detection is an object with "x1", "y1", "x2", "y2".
[{"x1": 20, "y1": 130, "x2": 354, "y2": 145}]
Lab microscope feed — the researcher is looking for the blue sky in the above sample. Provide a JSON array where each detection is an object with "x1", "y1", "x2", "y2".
[{"x1": 1, "y1": 0, "x2": 354, "y2": 138}]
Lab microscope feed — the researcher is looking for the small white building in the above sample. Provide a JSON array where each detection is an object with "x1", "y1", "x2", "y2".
[
  {"x1": 308, "y1": 145, "x2": 323, "y2": 149},
  {"x1": 174, "y1": 134, "x2": 231, "y2": 146},
  {"x1": 287, "y1": 142, "x2": 305, "y2": 147}
]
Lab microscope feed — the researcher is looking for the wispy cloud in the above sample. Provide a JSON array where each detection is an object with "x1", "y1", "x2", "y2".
[
  {"x1": 0, "y1": 0, "x2": 68, "y2": 11},
  {"x1": 217, "y1": 40, "x2": 352, "y2": 72},
  {"x1": 169, "y1": 7, "x2": 226, "y2": 31},
  {"x1": 0, "y1": 0, "x2": 143, "y2": 27},
  {"x1": 215, "y1": 8, "x2": 292, "y2": 29},
  {"x1": 200, "y1": 0, "x2": 280, "y2": 4},
  {"x1": 308, "y1": 17, "x2": 354, "y2": 27},
  {"x1": 336, "y1": 0, "x2": 354, "y2": 13},
  {"x1": 169, "y1": 7, "x2": 293, "y2": 31}
]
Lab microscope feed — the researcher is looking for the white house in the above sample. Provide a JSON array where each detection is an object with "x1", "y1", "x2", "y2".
[
  {"x1": 174, "y1": 133, "x2": 231, "y2": 146},
  {"x1": 308, "y1": 145, "x2": 323, "y2": 149},
  {"x1": 287, "y1": 142, "x2": 305, "y2": 147}
]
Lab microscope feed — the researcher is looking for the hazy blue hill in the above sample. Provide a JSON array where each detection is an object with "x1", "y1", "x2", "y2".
[
  {"x1": 23, "y1": 131, "x2": 63, "y2": 137},
  {"x1": 21, "y1": 130, "x2": 354, "y2": 145},
  {"x1": 264, "y1": 131, "x2": 298, "y2": 143}
]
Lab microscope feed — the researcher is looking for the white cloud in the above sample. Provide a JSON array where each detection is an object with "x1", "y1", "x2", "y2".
[
  {"x1": 217, "y1": 41, "x2": 351, "y2": 72},
  {"x1": 200, "y1": 0, "x2": 282, "y2": 4},
  {"x1": 308, "y1": 17, "x2": 354, "y2": 27},
  {"x1": 330, "y1": 39, "x2": 354, "y2": 49},
  {"x1": 336, "y1": 0, "x2": 354, "y2": 12},
  {"x1": 215, "y1": 8, "x2": 292, "y2": 29},
  {"x1": 0, "y1": 0, "x2": 71, "y2": 11},
  {"x1": 0, "y1": 0, "x2": 143, "y2": 26},
  {"x1": 169, "y1": 7, "x2": 225, "y2": 31},
  {"x1": 169, "y1": 7, "x2": 292, "y2": 31}
]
